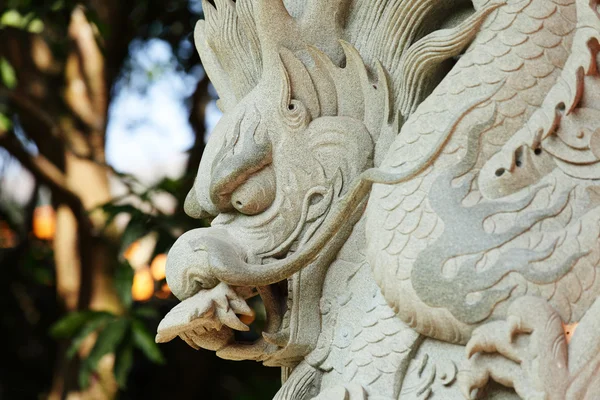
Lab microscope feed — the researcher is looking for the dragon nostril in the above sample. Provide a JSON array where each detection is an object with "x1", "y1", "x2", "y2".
[
  {"x1": 231, "y1": 165, "x2": 276, "y2": 216},
  {"x1": 495, "y1": 168, "x2": 505, "y2": 177}
]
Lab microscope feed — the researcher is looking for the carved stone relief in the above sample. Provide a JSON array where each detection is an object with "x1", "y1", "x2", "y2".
[{"x1": 156, "y1": 0, "x2": 600, "y2": 398}]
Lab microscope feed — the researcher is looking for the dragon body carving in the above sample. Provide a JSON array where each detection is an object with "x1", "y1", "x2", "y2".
[{"x1": 157, "y1": 0, "x2": 600, "y2": 398}]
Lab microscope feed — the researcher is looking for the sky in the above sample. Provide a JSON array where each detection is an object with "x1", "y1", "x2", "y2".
[
  {"x1": 1, "y1": 0, "x2": 221, "y2": 206},
  {"x1": 106, "y1": 38, "x2": 220, "y2": 183},
  {"x1": 1, "y1": 34, "x2": 222, "y2": 207}
]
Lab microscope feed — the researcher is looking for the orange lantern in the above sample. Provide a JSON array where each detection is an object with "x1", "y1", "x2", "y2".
[
  {"x1": 124, "y1": 241, "x2": 141, "y2": 263},
  {"x1": 150, "y1": 253, "x2": 167, "y2": 281},
  {"x1": 33, "y1": 205, "x2": 56, "y2": 240},
  {"x1": 132, "y1": 268, "x2": 154, "y2": 302}
]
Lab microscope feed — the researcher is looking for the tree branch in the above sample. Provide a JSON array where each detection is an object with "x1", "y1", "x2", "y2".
[
  {"x1": 0, "y1": 129, "x2": 93, "y2": 233},
  {"x1": 2, "y1": 88, "x2": 90, "y2": 156},
  {"x1": 67, "y1": 7, "x2": 107, "y2": 132},
  {"x1": 2, "y1": 88, "x2": 143, "y2": 197},
  {"x1": 0, "y1": 128, "x2": 97, "y2": 314}
]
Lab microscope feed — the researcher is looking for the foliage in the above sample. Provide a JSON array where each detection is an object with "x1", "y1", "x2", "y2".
[
  {"x1": 48, "y1": 172, "x2": 212, "y2": 390},
  {"x1": 0, "y1": 112, "x2": 12, "y2": 131},
  {"x1": 0, "y1": 0, "x2": 280, "y2": 398},
  {"x1": 50, "y1": 260, "x2": 165, "y2": 389},
  {"x1": 0, "y1": 57, "x2": 17, "y2": 89},
  {"x1": 0, "y1": 9, "x2": 44, "y2": 32}
]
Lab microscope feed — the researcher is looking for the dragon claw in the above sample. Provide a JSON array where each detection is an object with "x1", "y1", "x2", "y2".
[
  {"x1": 506, "y1": 315, "x2": 523, "y2": 343},
  {"x1": 181, "y1": 332, "x2": 201, "y2": 350},
  {"x1": 460, "y1": 297, "x2": 572, "y2": 399},
  {"x1": 156, "y1": 282, "x2": 252, "y2": 349},
  {"x1": 227, "y1": 295, "x2": 254, "y2": 316},
  {"x1": 465, "y1": 321, "x2": 523, "y2": 363},
  {"x1": 216, "y1": 306, "x2": 250, "y2": 332},
  {"x1": 459, "y1": 353, "x2": 547, "y2": 400},
  {"x1": 458, "y1": 366, "x2": 487, "y2": 400}
]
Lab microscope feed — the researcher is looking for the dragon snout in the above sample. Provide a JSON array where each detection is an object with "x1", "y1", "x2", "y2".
[
  {"x1": 165, "y1": 231, "x2": 218, "y2": 300},
  {"x1": 229, "y1": 165, "x2": 276, "y2": 215},
  {"x1": 166, "y1": 228, "x2": 246, "y2": 300},
  {"x1": 209, "y1": 150, "x2": 275, "y2": 215}
]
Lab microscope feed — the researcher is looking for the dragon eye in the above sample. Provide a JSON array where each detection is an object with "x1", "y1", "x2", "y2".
[
  {"x1": 284, "y1": 99, "x2": 309, "y2": 130},
  {"x1": 287, "y1": 100, "x2": 302, "y2": 113}
]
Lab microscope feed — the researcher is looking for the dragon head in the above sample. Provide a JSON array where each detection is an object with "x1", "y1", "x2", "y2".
[
  {"x1": 157, "y1": 0, "x2": 391, "y2": 365},
  {"x1": 156, "y1": 0, "x2": 467, "y2": 367}
]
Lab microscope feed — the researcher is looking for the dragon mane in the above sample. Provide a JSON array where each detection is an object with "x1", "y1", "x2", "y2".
[{"x1": 195, "y1": 0, "x2": 493, "y2": 128}]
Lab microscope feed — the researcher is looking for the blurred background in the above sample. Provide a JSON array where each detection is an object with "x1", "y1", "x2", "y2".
[{"x1": 0, "y1": 0, "x2": 280, "y2": 398}]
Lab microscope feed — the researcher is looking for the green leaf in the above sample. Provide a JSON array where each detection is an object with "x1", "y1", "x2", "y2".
[
  {"x1": 0, "y1": 10, "x2": 23, "y2": 27},
  {"x1": 98, "y1": 203, "x2": 140, "y2": 229},
  {"x1": 0, "y1": 113, "x2": 12, "y2": 132},
  {"x1": 51, "y1": 0, "x2": 65, "y2": 11},
  {"x1": 66, "y1": 313, "x2": 116, "y2": 359},
  {"x1": 50, "y1": 311, "x2": 111, "y2": 339},
  {"x1": 115, "y1": 261, "x2": 134, "y2": 309},
  {"x1": 134, "y1": 306, "x2": 159, "y2": 319},
  {"x1": 29, "y1": 263, "x2": 54, "y2": 285},
  {"x1": 80, "y1": 318, "x2": 129, "y2": 388},
  {"x1": 113, "y1": 333, "x2": 134, "y2": 388},
  {"x1": 101, "y1": 203, "x2": 141, "y2": 218},
  {"x1": 78, "y1": 363, "x2": 93, "y2": 389},
  {"x1": 154, "y1": 177, "x2": 182, "y2": 195},
  {"x1": 120, "y1": 217, "x2": 148, "y2": 256},
  {"x1": 0, "y1": 58, "x2": 17, "y2": 89},
  {"x1": 153, "y1": 229, "x2": 175, "y2": 258},
  {"x1": 132, "y1": 319, "x2": 164, "y2": 365},
  {"x1": 27, "y1": 18, "x2": 44, "y2": 33}
]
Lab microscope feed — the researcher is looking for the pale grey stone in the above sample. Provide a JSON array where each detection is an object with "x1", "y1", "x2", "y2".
[{"x1": 157, "y1": 0, "x2": 600, "y2": 398}]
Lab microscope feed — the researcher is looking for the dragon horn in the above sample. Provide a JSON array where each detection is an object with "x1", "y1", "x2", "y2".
[
  {"x1": 253, "y1": 0, "x2": 298, "y2": 64},
  {"x1": 279, "y1": 47, "x2": 321, "y2": 119},
  {"x1": 300, "y1": 0, "x2": 348, "y2": 31}
]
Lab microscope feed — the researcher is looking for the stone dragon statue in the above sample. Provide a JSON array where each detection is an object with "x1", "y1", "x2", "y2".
[{"x1": 156, "y1": 0, "x2": 600, "y2": 398}]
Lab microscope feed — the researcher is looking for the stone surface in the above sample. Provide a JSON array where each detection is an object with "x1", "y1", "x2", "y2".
[{"x1": 156, "y1": 0, "x2": 600, "y2": 398}]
